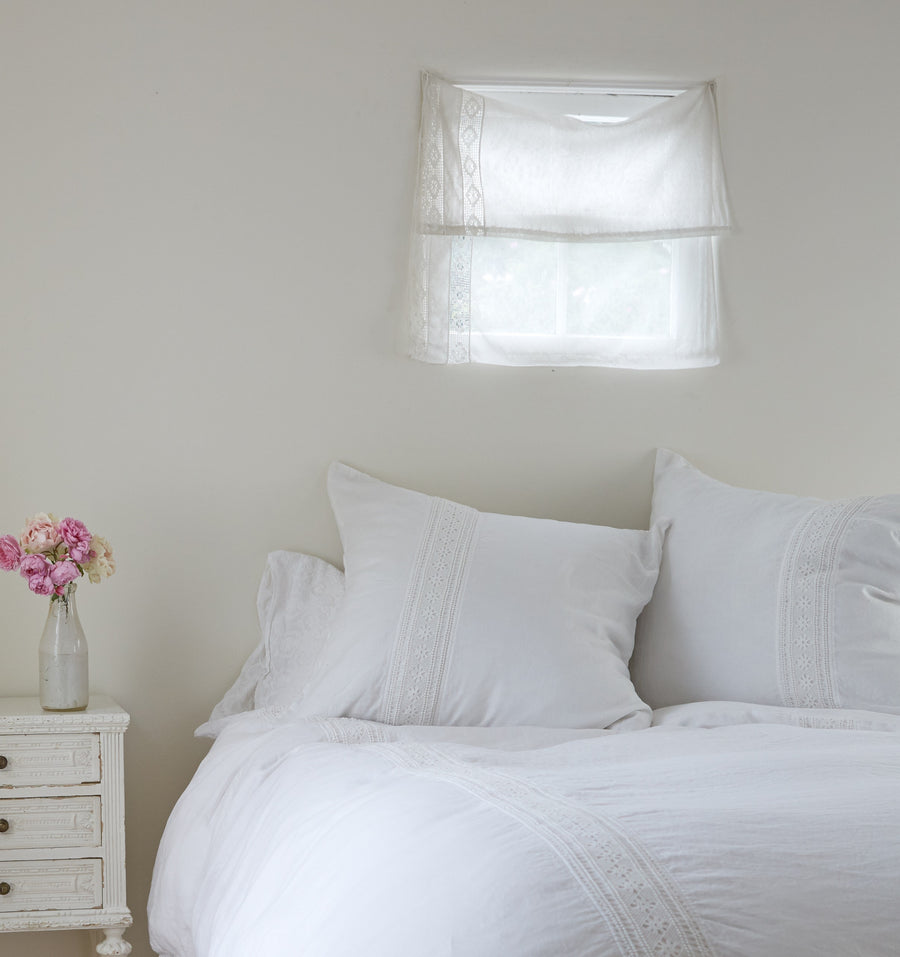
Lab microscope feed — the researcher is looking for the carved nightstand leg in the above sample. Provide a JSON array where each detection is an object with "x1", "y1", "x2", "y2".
[{"x1": 96, "y1": 926, "x2": 132, "y2": 955}]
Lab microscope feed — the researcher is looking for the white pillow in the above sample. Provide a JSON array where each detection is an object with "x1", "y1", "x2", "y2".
[
  {"x1": 632, "y1": 450, "x2": 900, "y2": 714},
  {"x1": 254, "y1": 550, "x2": 345, "y2": 709},
  {"x1": 298, "y1": 464, "x2": 663, "y2": 729},
  {"x1": 207, "y1": 551, "x2": 344, "y2": 723}
]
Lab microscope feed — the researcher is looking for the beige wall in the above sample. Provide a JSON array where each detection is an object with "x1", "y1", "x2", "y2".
[{"x1": 1, "y1": 1, "x2": 899, "y2": 954}]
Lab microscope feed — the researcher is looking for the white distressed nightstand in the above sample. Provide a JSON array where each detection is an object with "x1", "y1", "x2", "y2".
[{"x1": 0, "y1": 696, "x2": 132, "y2": 955}]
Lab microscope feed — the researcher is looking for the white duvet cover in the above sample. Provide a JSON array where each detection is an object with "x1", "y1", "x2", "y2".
[{"x1": 149, "y1": 703, "x2": 900, "y2": 957}]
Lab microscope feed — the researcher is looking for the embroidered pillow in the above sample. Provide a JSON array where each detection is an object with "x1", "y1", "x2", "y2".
[
  {"x1": 632, "y1": 449, "x2": 900, "y2": 714},
  {"x1": 207, "y1": 551, "x2": 345, "y2": 724},
  {"x1": 298, "y1": 464, "x2": 664, "y2": 729}
]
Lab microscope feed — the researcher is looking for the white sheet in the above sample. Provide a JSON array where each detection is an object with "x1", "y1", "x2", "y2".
[{"x1": 149, "y1": 704, "x2": 900, "y2": 957}]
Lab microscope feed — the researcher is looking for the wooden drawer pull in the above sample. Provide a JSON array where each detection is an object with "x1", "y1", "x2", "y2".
[
  {"x1": 0, "y1": 819, "x2": 8, "y2": 833},
  {"x1": 0, "y1": 756, "x2": 7, "y2": 770},
  {"x1": 0, "y1": 883, "x2": 10, "y2": 896}
]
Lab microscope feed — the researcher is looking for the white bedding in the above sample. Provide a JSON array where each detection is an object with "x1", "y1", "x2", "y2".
[{"x1": 149, "y1": 703, "x2": 900, "y2": 957}]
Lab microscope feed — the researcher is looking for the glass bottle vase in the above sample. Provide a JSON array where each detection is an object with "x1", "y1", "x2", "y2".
[{"x1": 39, "y1": 582, "x2": 89, "y2": 712}]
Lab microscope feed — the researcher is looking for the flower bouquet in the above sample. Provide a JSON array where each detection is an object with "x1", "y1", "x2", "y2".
[
  {"x1": 0, "y1": 514, "x2": 115, "y2": 711},
  {"x1": 0, "y1": 513, "x2": 115, "y2": 597}
]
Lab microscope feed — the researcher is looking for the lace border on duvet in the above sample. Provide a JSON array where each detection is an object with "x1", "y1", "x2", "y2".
[
  {"x1": 776, "y1": 497, "x2": 870, "y2": 708},
  {"x1": 379, "y1": 743, "x2": 714, "y2": 957}
]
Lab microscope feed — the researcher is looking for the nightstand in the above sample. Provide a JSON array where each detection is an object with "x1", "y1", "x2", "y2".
[{"x1": 0, "y1": 696, "x2": 132, "y2": 955}]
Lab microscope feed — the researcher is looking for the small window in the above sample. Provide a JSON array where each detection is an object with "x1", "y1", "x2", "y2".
[{"x1": 408, "y1": 75, "x2": 731, "y2": 369}]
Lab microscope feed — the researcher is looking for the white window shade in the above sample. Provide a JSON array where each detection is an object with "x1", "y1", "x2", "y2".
[{"x1": 408, "y1": 72, "x2": 733, "y2": 368}]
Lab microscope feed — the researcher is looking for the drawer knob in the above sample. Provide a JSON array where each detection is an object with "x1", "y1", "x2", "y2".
[
  {"x1": 0, "y1": 819, "x2": 7, "y2": 833},
  {"x1": 0, "y1": 883, "x2": 10, "y2": 896},
  {"x1": 0, "y1": 756, "x2": 7, "y2": 770}
]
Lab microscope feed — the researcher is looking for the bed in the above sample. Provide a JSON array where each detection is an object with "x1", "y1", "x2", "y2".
[{"x1": 148, "y1": 451, "x2": 900, "y2": 957}]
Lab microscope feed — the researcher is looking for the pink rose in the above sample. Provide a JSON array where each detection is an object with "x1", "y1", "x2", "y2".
[
  {"x1": 20, "y1": 553, "x2": 50, "y2": 578},
  {"x1": 59, "y1": 517, "x2": 92, "y2": 563},
  {"x1": 49, "y1": 560, "x2": 81, "y2": 587},
  {"x1": 0, "y1": 535, "x2": 22, "y2": 571},
  {"x1": 20, "y1": 514, "x2": 62, "y2": 554},
  {"x1": 20, "y1": 554, "x2": 53, "y2": 595},
  {"x1": 28, "y1": 575, "x2": 55, "y2": 596}
]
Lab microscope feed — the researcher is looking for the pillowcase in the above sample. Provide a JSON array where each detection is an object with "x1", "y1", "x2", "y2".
[
  {"x1": 206, "y1": 551, "x2": 345, "y2": 724},
  {"x1": 297, "y1": 463, "x2": 664, "y2": 729},
  {"x1": 631, "y1": 449, "x2": 900, "y2": 714}
]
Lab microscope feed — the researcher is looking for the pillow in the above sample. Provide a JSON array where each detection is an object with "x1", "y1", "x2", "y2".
[
  {"x1": 254, "y1": 550, "x2": 345, "y2": 709},
  {"x1": 632, "y1": 449, "x2": 900, "y2": 714},
  {"x1": 297, "y1": 464, "x2": 664, "y2": 729},
  {"x1": 207, "y1": 551, "x2": 344, "y2": 723}
]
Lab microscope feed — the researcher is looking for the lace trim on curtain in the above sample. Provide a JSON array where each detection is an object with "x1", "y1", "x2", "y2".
[
  {"x1": 380, "y1": 743, "x2": 715, "y2": 957},
  {"x1": 420, "y1": 76, "x2": 445, "y2": 228},
  {"x1": 776, "y1": 497, "x2": 871, "y2": 708},
  {"x1": 409, "y1": 237, "x2": 429, "y2": 362},
  {"x1": 410, "y1": 75, "x2": 445, "y2": 361},
  {"x1": 448, "y1": 237, "x2": 473, "y2": 363},
  {"x1": 445, "y1": 89, "x2": 484, "y2": 364},
  {"x1": 459, "y1": 89, "x2": 485, "y2": 233},
  {"x1": 379, "y1": 498, "x2": 479, "y2": 725}
]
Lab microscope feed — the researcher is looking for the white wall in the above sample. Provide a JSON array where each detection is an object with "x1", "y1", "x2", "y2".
[{"x1": 1, "y1": 1, "x2": 898, "y2": 954}]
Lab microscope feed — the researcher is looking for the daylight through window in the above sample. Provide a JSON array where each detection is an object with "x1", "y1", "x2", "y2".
[{"x1": 408, "y1": 74, "x2": 732, "y2": 369}]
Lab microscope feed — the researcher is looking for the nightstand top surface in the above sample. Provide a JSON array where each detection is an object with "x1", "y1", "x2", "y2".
[{"x1": 0, "y1": 695, "x2": 129, "y2": 731}]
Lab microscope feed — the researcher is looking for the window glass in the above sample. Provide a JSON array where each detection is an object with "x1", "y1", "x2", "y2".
[
  {"x1": 565, "y1": 241, "x2": 672, "y2": 339},
  {"x1": 463, "y1": 85, "x2": 685, "y2": 351},
  {"x1": 470, "y1": 239, "x2": 673, "y2": 340},
  {"x1": 470, "y1": 239, "x2": 557, "y2": 335}
]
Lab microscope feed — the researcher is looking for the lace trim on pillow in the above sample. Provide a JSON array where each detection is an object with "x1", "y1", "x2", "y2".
[
  {"x1": 315, "y1": 717, "x2": 391, "y2": 745},
  {"x1": 380, "y1": 743, "x2": 714, "y2": 957},
  {"x1": 380, "y1": 498, "x2": 479, "y2": 726},
  {"x1": 777, "y1": 497, "x2": 871, "y2": 708}
]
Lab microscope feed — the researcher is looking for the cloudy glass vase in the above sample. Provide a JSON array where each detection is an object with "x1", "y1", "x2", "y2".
[{"x1": 39, "y1": 582, "x2": 89, "y2": 711}]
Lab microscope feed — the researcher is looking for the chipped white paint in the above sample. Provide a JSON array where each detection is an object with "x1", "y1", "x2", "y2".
[
  {"x1": 0, "y1": 795, "x2": 101, "y2": 849},
  {"x1": 0, "y1": 697, "x2": 132, "y2": 954}
]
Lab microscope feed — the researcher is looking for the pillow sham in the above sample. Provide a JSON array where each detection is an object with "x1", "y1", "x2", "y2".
[
  {"x1": 206, "y1": 551, "x2": 345, "y2": 723},
  {"x1": 254, "y1": 550, "x2": 345, "y2": 710},
  {"x1": 297, "y1": 464, "x2": 664, "y2": 729},
  {"x1": 632, "y1": 449, "x2": 900, "y2": 714}
]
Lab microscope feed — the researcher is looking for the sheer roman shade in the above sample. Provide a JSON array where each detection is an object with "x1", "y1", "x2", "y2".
[{"x1": 408, "y1": 73, "x2": 732, "y2": 368}]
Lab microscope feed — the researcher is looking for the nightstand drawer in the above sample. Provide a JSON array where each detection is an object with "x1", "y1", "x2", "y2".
[
  {"x1": 0, "y1": 858, "x2": 102, "y2": 912},
  {"x1": 0, "y1": 734, "x2": 100, "y2": 787},
  {"x1": 0, "y1": 796, "x2": 101, "y2": 850}
]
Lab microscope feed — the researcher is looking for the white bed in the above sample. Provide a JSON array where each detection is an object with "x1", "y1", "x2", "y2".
[
  {"x1": 148, "y1": 453, "x2": 900, "y2": 957},
  {"x1": 150, "y1": 704, "x2": 900, "y2": 957}
]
